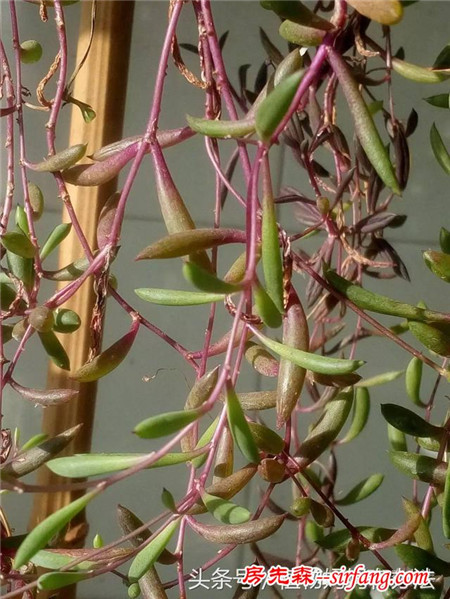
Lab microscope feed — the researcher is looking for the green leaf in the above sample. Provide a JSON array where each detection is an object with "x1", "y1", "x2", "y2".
[
  {"x1": 226, "y1": 383, "x2": 260, "y2": 464},
  {"x1": 354, "y1": 370, "x2": 404, "y2": 387},
  {"x1": 20, "y1": 39, "x2": 43, "y2": 63},
  {"x1": 389, "y1": 451, "x2": 447, "y2": 486},
  {"x1": 186, "y1": 114, "x2": 255, "y2": 139},
  {"x1": 433, "y1": 43, "x2": 450, "y2": 70},
  {"x1": 38, "y1": 331, "x2": 70, "y2": 371},
  {"x1": 253, "y1": 283, "x2": 282, "y2": 328},
  {"x1": 381, "y1": 403, "x2": 443, "y2": 438},
  {"x1": 47, "y1": 450, "x2": 206, "y2": 478},
  {"x1": 128, "y1": 519, "x2": 179, "y2": 582},
  {"x1": 392, "y1": 58, "x2": 450, "y2": 83},
  {"x1": 423, "y1": 250, "x2": 450, "y2": 283},
  {"x1": 430, "y1": 123, "x2": 450, "y2": 175},
  {"x1": 279, "y1": 19, "x2": 327, "y2": 47},
  {"x1": 395, "y1": 545, "x2": 450, "y2": 576},
  {"x1": 408, "y1": 320, "x2": 450, "y2": 357},
  {"x1": 1, "y1": 231, "x2": 36, "y2": 258},
  {"x1": 30, "y1": 144, "x2": 87, "y2": 172},
  {"x1": 248, "y1": 421, "x2": 285, "y2": 454},
  {"x1": 135, "y1": 287, "x2": 225, "y2": 306},
  {"x1": 183, "y1": 261, "x2": 241, "y2": 294},
  {"x1": 405, "y1": 356, "x2": 426, "y2": 407},
  {"x1": 440, "y1": 227, "x2": 450, "y2": 254},
  {"x1": 290, "y1": 497, "x2": 311, "y2": 518},
  {"x1": 317, "y1": 527, "x2": 394, "y2": 553},
  {"x1": 40, "y1": 223, "x2": 72, "y2": 261},
  {"x1": 387, "y1": 423, "x2": 407, "y2": 452},
  {"x1": 28, "y1": 182, "x2": 44, "y2": 220},
  {"x1": 14, "y1": 491, "x2": 98, "y2": 568},
  {"x1": 340, "y1": 387, "x2": 370, "y2": 443},
  {"x1": 136, "y1": 228, "x2": 246, "y2": 260},
  {"x1": 402, "y1": 498, "x2": 434, "y2": 553},
  {"x1": 72, "y1": 321, "x2": 138, "y2": 382},
  {"x1": 296, "y1": 390, "x2": 354, "y2": 466},
  {"x1": 134, "y1": 408, "x2": 201, "y2": 439},
  {"x1": 424, "y1": 93, "x2": 450, "y2": 109},
  {"x1": 161, "y1": 488, "x2": 177, "y2": 513},
  {"x1": 346, "y1": 0, "x2": 403, "y2": 24},
  {"x1": 38, "y1": 572, "x2": 89, "y2": 591},
  {"x1": 335, "y1": 473, "x2": 384, "y2": 505},
  {"x1": 328, "y1": 50, "x2": 400, "y2": 194},
  {"x1": 53, "y1": 309, "x2": 81, "y2": 334},
  {"x1": 443, "y1": 453, "x2": 450, "y2": 538},
  {"x1": 16, "y1": 205, "x2": 29, "y2": 235},
  {"x1": 255, "y1": 70, "x2": 304, "y2": 143},
  {"x1": 253, "y1": 328, "x2": 364, "y2": 375},
  {"x1": 201, "y1": 491, "x2": 251, "y2": 525}
]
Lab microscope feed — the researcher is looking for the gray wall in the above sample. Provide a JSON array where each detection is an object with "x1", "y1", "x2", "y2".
[{"x1": 2, "y1": 2, "x2": 450, "y2": 598}]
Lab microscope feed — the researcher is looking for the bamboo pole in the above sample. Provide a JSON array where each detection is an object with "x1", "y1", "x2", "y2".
[{"x1": 30, "y1": 0, "x2": 135, "y2": 573}]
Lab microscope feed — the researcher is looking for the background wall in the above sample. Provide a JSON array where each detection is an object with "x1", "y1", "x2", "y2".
[{"x1": 2, "y1": 2, "x2": 450, "y2": 597}]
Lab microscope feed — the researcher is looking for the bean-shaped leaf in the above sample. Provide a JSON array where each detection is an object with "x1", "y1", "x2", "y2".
[
  {"x1": 389, "y1": 451, "x2": 447, "y2": 486},
  {"x1": 296, "y1": 390, "x2": 354, "y2": 467},
  {"x1": 325, "y1": 269, "x2": 447, "y2": 323},
  {"x1": 261, "y1": 1, "x2": 333, "y2": 30},
  {"x1": 346, "y1": 0, "x2": 403, "y2": 24},
  {"x1": 335, "y1": 473, "x2": 384, "y2": 505},
  {"x1": 136, "y1": 228, "x2": 246, "y2": 261},
  {"x1": 226, "y1": 383, "x2": 260, "y2": 464},
  {"x1": 7, "y1": 250, "x2": 34, "y2": 290},
  {"x1": 38, "y1": 572, "x2": 89, "y2": 591},
  {"x1": 392, "y1": 58, "x2": 450, "y2": 83},
  {"x1": 28, "y1": 182, "x2": 44, "y2": 219},
  {"x1": 244, "y1": 343, "x2": 279, "y2": 377},
  {"x1": 255, "y1": 70, "x2": 304, "y2": 143},
  {"x1": 395, "y1": 545, "x2": 450, "y2": 576},
  {"x1": 40, "y1": 224, "x2": 72, "y2": 261},
  {"x1": 440, "y1": 227, "x2": 450, "y2": 254},
  {"x1": 0, "y1": 282, "x2": 17, "y2": 311},
  {"x1": 94, "y1": 191, "x2": 120, "y2": 250},
  {"x1": 39, "y1": 331, "x2": 70, "y2": 371},
  {"x1": 423, "y1": 250, "x2": 450, "y2": 283},
  {"x1": 1, "y1": 424, "x2": 81, "y2": 478},
  {"x1": 9, "y1": 379, "x2": 78, "y2": 407},
  {"x1": 340, "y1": 387, "x2": 370, "y2": 443},
  {"x1": 30, "y1": 144, "x2": 87, "y2": 172},
  {"x1": 181, "y1": 367, "x2": 219, "y2": 452},
  {"x1": 21, "y1": 433, "x2": 49, "y2": 451},
  {"x1": 369, "y1": 514, "x2": 420, "y2": 549},
  {"x1": 405, "y1": 356, "x2": 425, "y2": 407},
  {"x1": 408, "y1": 320, "x2": 450, "y2": 357},
  {"x1": 151, "y1": 146, "x2": 211, "y2": 270},
  {"x1": 117, "y1": 504, "x2": 177, "y2": 565},
  {"x1": 201, "y1": 491, "x2": 251, "y2": 525},
  {"x1": 47, "y1": 449, "x2": 207, "y2": 478},
  {"x1": 128, "y1": 519, "x2": 180, "y2": 582},
  {"x1": 237, "y1": 391, "x2": 277, "y2": 411},
  {"x1": 183, "y1": 262, "x2": 241, "y2": 294},
  {"x1": 261, "y1": 165, "x2": 283, "y2": 314},
  {"x1": 253, "y1": 328, "x2": 364, "y2": 375},
  {"x1": 134, "y1": 408, "x2": 201, "y2": 439},
  {"x1": 72, "y1": 320, "x2": 138, "y2": 382},
  {"x1": 402, "y1": 497, "x2": 434, "y2": 552},
  {"x1": 279, "y1": 20, "x2": 327, "y2": 47},
  {"x1": 253, "y1": 283, "x2": 282, "y2": 328},
  {"x1": 186, "y1": 114, "x2": 255, "y2": 139},
  {"x1": 381, "y1": 403, "x2": 443, "y2": 438},
  {"x1": 328, "y1": 49, "x2": 400, "y2": 194},
  {"x1": 248, "y1": 422, "x2": 284, "y2": 455},
  {"x1": 387, "y1": 423, "x2": 407, "y2": 452},
  {"x1": 354, "y1": 370, "x2": 404, "y2": 388},
  {"x1": 135, "y1": 288, "x2": 225, "y2": 306},
  {"x1": 291, "y1": 497, "x2": 311, "y2": 518},
  {"x1": 63, "y1": 150, "x2": 135, "y2": 187},
  {"x1": 310, "y1": 500, "x2": 334, "y2": 528},
  {"x1": 14, "y1": 490, "x2": 98, "y2": 568},
  {"x1": 1, "y1": 231, "x2": 36, "y2": 258},
  {"x1": 16, "y1": 205, "x2": 29, "y2": 235},
  {"x1": 187, "y1": 513, "x2": 285, "y2": 545},
  {"x1": 53, "y1": 309, "x2": 81, "y2": 334}
]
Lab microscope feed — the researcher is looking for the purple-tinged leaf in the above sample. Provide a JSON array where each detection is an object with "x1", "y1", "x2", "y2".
[{"x1": 9, "y1": 379, "x2": 78, "y2": 407}]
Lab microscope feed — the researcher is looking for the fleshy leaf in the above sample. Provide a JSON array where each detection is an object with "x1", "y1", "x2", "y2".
[
  {"x1": 381, "y1": 403, "x2": 443, "y2": 438},
  {"x1": 14, "y1": 490, "x2": 98, "y2": 568},
  {"x1": 201, "y1": 491, "x2": 251, "y2": 525},
  {"x1": 30, "y1": 144, "x2": 87, "y2": 172},
  {"x1": 226, "y1": 383, "x2": 260, "y2": 464},
  {"x1": 72, "y1": 320, "x2": 138, "y2": 382},
  {"x1": 135, "y1": 287, "x2": 226, "y2": 306},
  {"x1": 134, "y1": 408, "x2": 201, "y2": 439},
  {"x1": 430, "y1": 123, "x2": 450, "y2": 175},
  {"x1": 335, "y1": 473, "x2": 384, "y2": 505},
  {"x1": 186, "y1": 114, "x2": 255, "y2": 139},
  {"x1": 187, "y1": 513, "x2": 285, "y2": 544},
  {"x1": 128, "y1": 519, "x2": 179, "y2": 582}
]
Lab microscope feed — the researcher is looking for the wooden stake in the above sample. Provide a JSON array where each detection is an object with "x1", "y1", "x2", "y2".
[{"x1": 29, "y1": 0, "x2": 135, "y2": 589}]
